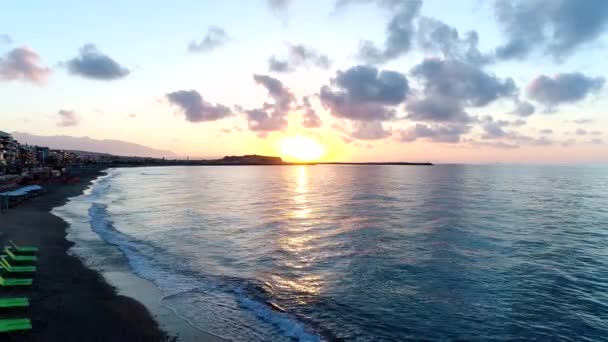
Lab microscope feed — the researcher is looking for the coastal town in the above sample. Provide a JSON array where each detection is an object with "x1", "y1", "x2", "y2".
[{"x1": 0, "y1": 131, "x2": 109, "y2": 176}]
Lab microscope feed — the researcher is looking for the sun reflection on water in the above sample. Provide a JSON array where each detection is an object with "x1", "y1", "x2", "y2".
[{"x1": 272, "y1": 166, "x2": 325, "y2": 303}]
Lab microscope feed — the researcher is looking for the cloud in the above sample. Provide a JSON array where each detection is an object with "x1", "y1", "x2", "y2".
[
  {"x1": 575, "y1": 128, "x2": 588, "y2": 135},
  {"x1": 573, "y1": 118, "x2": 594, "y2": 124},
  {"x1": 398, "y1": 123, "x2": 470, "y2": 143},
  {"x1": 66, "y1": 44, "x2": 130, "y2": 80},
  {"x1": 479, "y1": 116, "x2": 530, "y2": 140},
  {"x1": 469, "y1": 140, "x2": 520, "y2": 149},
  {"x1": 0, "y1": 47, "x2": 50, "y2": 84},
  {"x1": 407, "y1": 58, "x2": 516, "y2": 123},
  {"x1": 166, "y1": 90, "x2": 232, "y2": 122},
  {"x1": 481, "y1": 120, "x2": 508, "y2": 139},
  {"x1": 126, "y1": 113, "x2": 137, "y2": 119},
  {"x1": 416, "y1": 17, "x2": 490, "y2": 65},
  {"x1": 527, "y1": 72, "x2": 605, "y2": 108},
  {"x1": 590, "y1": 130, "x2": 602, "y2": 136},
  {"x1": 268, "y1": 44, "x2": 331, "y2": 73},
  {"x1": 0, "y1": 34, "x2": 11, "y2": 44},
  {"x1": 244, "y1": 74, "x2": 295, "y2": 132},
  {"x1": 539, "y1": 129, "x2": 553, "y2": 134},
  {"x1": 494, "y1": 0, "x2": 608, "y2": 61},
  {"x1": 510, "y1": 100, "x2": 535, "y2": 116},
  {"x1": 268, "y1": 56, "x2": 291, "y2": 73},
  {"x1": 350, "y1": 121, "x2": 392, "y2": 140},
  {"x1": 320, "y1": 65, "x2": 409, "y2": 121},
  {"x1": 268, "y1": 0, "x2": 290, "y2": 10},
  {"x1": 356, "y1": 0, "x2": 423, "y2": 64},
  {"x1": 57, "y1": 110, "x2": 80, "y2": 127},
  {"x1": 589, "y1": 138, "x2": 604, "y2": 144},
  {"x1": 188, "y1": 26, "x2": 229, "y2": 53},
  {"x1": 300, "y1": 96, "x2": 322, "y2": 128}
]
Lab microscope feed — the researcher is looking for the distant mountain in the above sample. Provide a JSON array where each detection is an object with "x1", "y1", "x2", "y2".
[{"x1": 11, "y1": 132, "x2": 180, "y2": 159}]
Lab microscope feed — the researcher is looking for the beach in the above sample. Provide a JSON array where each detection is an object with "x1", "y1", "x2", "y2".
[{"x1": 0, "y1": 171, "x2": 168, "y2": 341}]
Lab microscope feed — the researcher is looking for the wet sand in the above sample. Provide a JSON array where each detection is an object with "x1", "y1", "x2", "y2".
[{"x1": 0, "y1": 172, "x2": 170, "y2": 341}]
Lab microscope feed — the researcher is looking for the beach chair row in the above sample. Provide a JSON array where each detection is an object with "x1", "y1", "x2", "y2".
[
  {"x1": 0, "y1": 185, "x2": 44, "y2": 209},
  {"x1": 0, "y1": 240, "x2": 39, "y2": 334}
]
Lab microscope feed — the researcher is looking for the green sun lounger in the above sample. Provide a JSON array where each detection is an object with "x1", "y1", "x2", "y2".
[
  {"x1": 0, "y1": 318, "x2": 32, "y2": 333},
  {"x1": 0, "y1": 258, "x2": 36, "y2": 273},
  {"x1": 9, "y1": 241, "x2": 38, "y2": 254},
  {"x1": 4, "y1": 248, "x2": 37, "y2": 262},
  {"x1": 0, "y1": 275, "x2": 33, "y2": 287},
  {"x1": 0, "y1": 297, "x2": 29, "y2": 308}
]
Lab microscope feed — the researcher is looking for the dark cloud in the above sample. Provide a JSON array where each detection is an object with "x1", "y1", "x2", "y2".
[
  {"x1": 539, "y1": 129, "x2": 553, "y2": 134},
  {"x1": 399, "y1": 123, "x2": 470, "y2": 143},
  {"x1": 268, "y1": 0, "x2": 290, "y2": 10},
  {"x1": 268, "y1": 44, "x2": 331, "y2": 73},
  {"x1": 300, "y1": 96, "x2": 322, "y2": 128},
  {"x1": 268, "y1": 56, "x2": 291, "y2": 73},
  {"x1": 0, "y1": 47, "x2": 50, "y2": 84},
  {"x1": 527, "y1": 72, "x2": 605, "y2": 108},
  {"x1": 166, "y1": 90, "x2": 232, "y2": 122},
  {"x1": 510, "y1": 100, "x2": 535, "y2": 116},
  {"x1": 57, "y1": 110, "x2": 80, "y2": 127},
  {"x1": 188, "y1": 26, "x2": 229, "y2": 53},
  {"x1": 0, "y1": 34, "x2": 11, "y2": 44},
  {"x1": 407, "y1": 58, "x2": 516, "y2": 123},
  {"x1": 416, "y1": 17, "x2": 490, "y2": 65},
  {"x1": 350, "y1": 121, "x2": 392, "y2": 140},
  {"x1": 494, "y1": 0, "x2": 608, "y2": 61},
  {"x1": 320, "y1": 65, "x2": 409, "y2": 121},
  {"x1": 590, "y1": 130, "x2": 602, "y2": 136},
  {"x1": 127, "y1": 113, "x2": 137, "y2": 119},
  {"x1": 66, "y1": 44, "x2": 130, "y2": 80},
  {"x1": 357, "y1": 0, "x2": 423, "y2": 63},
  {"x1": 479, "y1": 116, "x2": 529, "y2": 139},
  {"x1": 575, "y1": 128, "x2": 588, "y2": 136},
  {"x1": 481, "y1": 121, "x2": 508, "y2": 139},
  {"x1": 245, "y1": 74, "x2": 295, "y2": 132}
]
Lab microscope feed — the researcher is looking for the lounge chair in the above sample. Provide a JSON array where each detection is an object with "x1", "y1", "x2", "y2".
[
  {"x1": 3, "y1": 248, "x2": 36, "y2": 262},
  {"x1": 0, "y1": 275, "x2": 33, "y2": 286},
  {"x1": 9, "y1": 241, "x2": 38, "y2": 254},
  {"x1": 0, "y1": 318, "x2": 32, "y2": 333},
  {"x1": 0, "y1": 257, "x2": 36, "y2": 273},
  {"x1": 0, "y1": 297, "x2": 29, "y2": 308}
]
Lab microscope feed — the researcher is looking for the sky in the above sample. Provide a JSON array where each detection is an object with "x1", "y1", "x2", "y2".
[{"x1": 1, "y1": 0, "x2": 607, "y2": 163}]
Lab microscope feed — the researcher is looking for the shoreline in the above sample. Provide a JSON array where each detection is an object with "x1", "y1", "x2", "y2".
[{"x1": 0, "y1": 170, "x2": 177, "y2": 340}]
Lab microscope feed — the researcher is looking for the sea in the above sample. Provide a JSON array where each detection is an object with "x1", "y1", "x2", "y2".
[{"x1": 53, "y1": 165, "x2": 608, "y2": 341}]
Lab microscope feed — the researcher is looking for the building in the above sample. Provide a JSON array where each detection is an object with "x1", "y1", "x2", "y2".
[{"x1": 0, "y1": 131, "x2": 19, "y2": 174}]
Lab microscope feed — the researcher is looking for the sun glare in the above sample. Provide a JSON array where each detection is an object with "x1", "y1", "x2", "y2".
[{"x1": 279, "y1": 135, "x2": 326, "y2": 162}]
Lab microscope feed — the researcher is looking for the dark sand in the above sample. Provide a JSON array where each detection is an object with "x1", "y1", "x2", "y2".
[{"x1": 0, "y1": 172, "x2": 169, "y2": 341}]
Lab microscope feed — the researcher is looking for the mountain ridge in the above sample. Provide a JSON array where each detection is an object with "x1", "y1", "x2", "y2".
[{"x1": 11, "y1": 132, "x2": 180, "y2": 159}]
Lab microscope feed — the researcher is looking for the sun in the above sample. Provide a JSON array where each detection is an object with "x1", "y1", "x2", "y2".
[{"x1": 279, "y1": 135, "x2": 326, "y2": 162}]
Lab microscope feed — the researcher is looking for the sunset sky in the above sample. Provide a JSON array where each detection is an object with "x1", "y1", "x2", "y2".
[{"x1": 1, "y1": 0, "x2": 607, "y2": 163}]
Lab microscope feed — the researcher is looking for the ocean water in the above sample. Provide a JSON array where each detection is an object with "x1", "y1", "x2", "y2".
[{"x1": 53, "y1": 165, "x2": 608, "y2": 341}]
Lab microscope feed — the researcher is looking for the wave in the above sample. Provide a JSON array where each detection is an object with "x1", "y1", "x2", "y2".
[{"x1": 86, "y1": 199, "x2": 323, "y2": 341}]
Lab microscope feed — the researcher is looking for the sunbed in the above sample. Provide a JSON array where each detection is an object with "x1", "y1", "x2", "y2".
[
  {"x1": 0, "y1": 275, "x2": 33, "y2": 286},
  {"x1": 3, "y1": 248, "x2": 37, "y2": 262},
  {"x1": 0, "y1": 318, "x2": 32, "y2": 333},
  {"x1": 0, "y1": 297, "x2": 29, "y2": 308},
  {"x1": 9, "y1": 241, "x2": 38, "y2": 254},
  {"x1": 0, "y1": 257, "x2": 36, "y2": 273}
]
